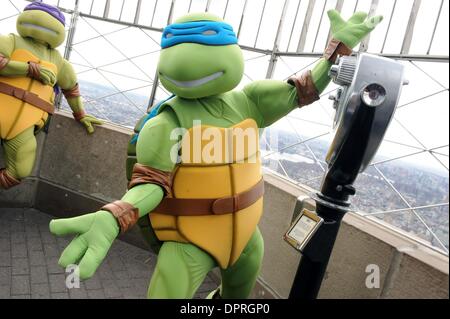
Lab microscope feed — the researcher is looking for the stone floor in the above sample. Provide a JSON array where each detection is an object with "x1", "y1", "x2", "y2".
[{"x1": 0, "y1": 208, "x2": 217, "y2": 299}]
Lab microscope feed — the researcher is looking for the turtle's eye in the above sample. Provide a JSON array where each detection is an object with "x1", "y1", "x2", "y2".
[
  {"x1": 202, "y1": 30, "x2": 217, "y2": 36},
  {"x1": 166, "y1": 33, "x2": 174, "y2": 38}
]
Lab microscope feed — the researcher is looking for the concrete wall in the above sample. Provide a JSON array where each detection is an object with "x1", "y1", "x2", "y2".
[
  {"x1": 39, "y1": 113, "x2": 131, "y2": 202},
  {"x1": 1, "y1": 112, "x2": 448, "y2": 299}
]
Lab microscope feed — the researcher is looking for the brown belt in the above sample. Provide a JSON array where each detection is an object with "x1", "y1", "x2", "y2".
[
  {"x1": 153, "y1": 179, "x2": 265, "y2": 216},
  {"x1": 0, "y1": 82, "x2": 55, "y2": 114}
]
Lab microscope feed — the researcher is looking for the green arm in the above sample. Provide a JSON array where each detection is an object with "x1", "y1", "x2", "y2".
[
  {"x1": 242, "y1": 80, "x2": 298, "y2": 127},
  {"x1": 0, "y1": 34, "x2": 57, "y2": 85},
  {"x1": 49, "y1": 109, "x2": 179, "y2": 279},
  {"x1": 121, "y1": 109, "x2": 180, "y2": 217},
  {"x1": 243, "y1": 11, "x2": 383, "y2": 126},
  {"x1": 311, "y1": 59, "x2": 333, "y2": 95},
  {"x1": 57, "y1": 59, "x2": 84, "y2": 114},
  {"x1": 57, "y1": 59, "x2": 103, "y2": 133},
  {"x1": 241, "y1": 57, "x2": 335, "y2": 128}
]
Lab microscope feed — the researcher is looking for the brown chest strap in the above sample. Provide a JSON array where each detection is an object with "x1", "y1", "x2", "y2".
[
  {"x1": 0, "y1": 82, "x2": 55, "y2": 114},
  {"x1": 153, "y1": 179, "x2": 265, "y2": 216}
]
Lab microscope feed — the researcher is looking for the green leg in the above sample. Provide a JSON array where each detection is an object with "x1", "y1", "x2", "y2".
[
  {"x1": 220, "y1": 227, "x2": 264, "y2": 299},
  {"x1": 147, "y1": 241, "x2": 216, "y2": 299},
  {"x1": 3, "y1": 127, "x2": 37, "y2": 179}
]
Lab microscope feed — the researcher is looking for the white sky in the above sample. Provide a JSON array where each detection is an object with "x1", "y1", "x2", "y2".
[{"x1": 1, "y1": 0, "x2": 449, "y2": 171}]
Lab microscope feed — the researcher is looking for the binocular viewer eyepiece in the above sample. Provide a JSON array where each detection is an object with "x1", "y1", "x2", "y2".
[{"x1": 320, "y1": 53, "x2": 407, "y2": 205}]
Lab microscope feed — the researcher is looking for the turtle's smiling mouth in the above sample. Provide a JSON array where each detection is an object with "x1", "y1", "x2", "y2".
[
  {"x1": 161, "y1": 71, "x2": 224, "y2": 88},
  {"x1": 21, "y1": 23, "x2": 58, "y2": 36}
]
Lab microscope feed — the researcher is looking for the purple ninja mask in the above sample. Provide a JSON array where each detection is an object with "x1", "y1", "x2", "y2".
[{"x1": 24, "y1": 0, "x2": 66, "y2": 26}]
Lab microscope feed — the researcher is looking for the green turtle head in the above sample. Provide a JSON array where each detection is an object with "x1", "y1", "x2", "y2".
[
  {"x1": 17, "y1": 2, "x2": 66, "y2": 49},
  {"x1": 158, "y1": 13, "x2": 244, "y2": 99}
]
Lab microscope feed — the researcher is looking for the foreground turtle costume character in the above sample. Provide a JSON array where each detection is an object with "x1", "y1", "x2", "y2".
[
  {"x1": 50, "y1": 10, "x2": 382, "y2": 298},
  {"x1": 0, "y1": 1, "x2": 102, "y2": 189}
]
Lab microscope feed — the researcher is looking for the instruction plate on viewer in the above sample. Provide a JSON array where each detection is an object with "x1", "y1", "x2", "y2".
[{"x1": 284, "y1": 209, "x2": 324, "y2": 252}]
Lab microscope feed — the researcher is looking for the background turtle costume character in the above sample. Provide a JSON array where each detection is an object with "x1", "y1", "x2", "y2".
[
  {"x1": 0, "y1": 1, "x2": 102, "y2": 189},
  {"x1": 50, "y1": 10, "x2": 383, "y2": 298}
]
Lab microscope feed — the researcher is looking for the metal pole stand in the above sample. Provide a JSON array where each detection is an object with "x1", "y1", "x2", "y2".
[{"x1": 288, "y1": 53, "x2": 406, "y2": 299}]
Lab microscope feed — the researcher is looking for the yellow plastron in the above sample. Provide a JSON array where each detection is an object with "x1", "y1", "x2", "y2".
[
  {"x1": 0, "y1": 49, "x2": 57, "y2": 140},
  {"x1": 149, "y1": 118, "x2": 263, "y2": 269}
]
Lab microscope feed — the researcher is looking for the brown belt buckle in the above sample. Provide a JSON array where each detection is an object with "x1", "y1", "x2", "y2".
[
  {"x1": 212, "y1": 195, "x2": 237, "y2": 215},
  {"x1": 12, "y1": 87, "x2": 27, "y2": 100}
]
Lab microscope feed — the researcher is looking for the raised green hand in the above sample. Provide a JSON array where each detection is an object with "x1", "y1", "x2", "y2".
[
  {"x1": 79, "y1": 114, "x2": 103, "y2": 134},
  {"x1": 49, "y1": 211, "x2": 119, "y2": 280},
  {"x1": 39, "y1": 66, "x2": 57, "y2": 86},
  {"x1": 328, "y1": 9, "x2": 384, "y2": 49},
  {"x1": 311, "y1": 10, "x2": 384, "y2": 94}
]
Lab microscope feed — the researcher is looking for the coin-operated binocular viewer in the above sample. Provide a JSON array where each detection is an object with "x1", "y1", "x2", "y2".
[{"x1": 285, "y1": 53, "x2": 408, "y2": 299}]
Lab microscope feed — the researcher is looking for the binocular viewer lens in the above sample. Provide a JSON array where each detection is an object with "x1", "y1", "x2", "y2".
[{"x1": 362, "y1": 83, "x2": 387, "y2": 107}]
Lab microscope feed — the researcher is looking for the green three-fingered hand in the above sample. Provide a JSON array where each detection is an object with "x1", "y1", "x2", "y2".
[
  {"x1": 79, "y1": 114, "x2": 104, "y2": 134},
  {"x1": 49, "y1": 211, "x2": 119, "y2": 280},
  {"x1": 328, "y1": 9, "x2": 384, "y2": 49},
  {"x1": 39, "y1": 66, "x2": 57, "y2": 86}
]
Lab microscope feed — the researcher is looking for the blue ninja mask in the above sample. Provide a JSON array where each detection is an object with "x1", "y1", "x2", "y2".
[{"x1": 161, "y1": 21, "x2": 238, "y2": 49}]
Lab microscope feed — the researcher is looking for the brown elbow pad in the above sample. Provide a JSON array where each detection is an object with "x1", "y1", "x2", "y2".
[
  {"x1": 128, "y1": 163, "x2": 173, "y2": 197},
  {"x1": 288, "y1": 70, "x2": 320, "y2": 107},
  {"x1": 101, "y1": 200, "x2": 139, "y2": 234},
  {"x1": 63, "y1": 83, "x2": 81, "y2": 99},
  {"x1": 0, "y1": 53, "x2": 9, "y2": 71},
  {"x1": 27, "y1": 61, "x2": 41, "y2": 80},
  {"x1": 323, "y1": 38, "x2": 353, "y2": 63}
]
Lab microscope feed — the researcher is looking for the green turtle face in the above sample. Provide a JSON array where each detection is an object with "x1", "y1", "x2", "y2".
[
  {"x1": 158, "y1": 13, "x2": 244, "y2": 99},
  {"x1": 17, "y1": 10, "x2": 66, "y2": 48}
]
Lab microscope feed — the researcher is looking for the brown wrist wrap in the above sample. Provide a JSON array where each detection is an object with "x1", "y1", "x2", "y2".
[
  {"x1": 73, "y1": 110, "x2": 86, "y2": 121},
  {"x1": 101, "y1": 200, "x2": 139, "y2": 234},
  {"x1": 63, "y1": 83, "x2": 81, "y2": 99},
  {"x1": 0, "y1": 168, "x2": 21, "y2": 190},
  {"x1": 27, "y1": 61, "x2": 41, "y2": 80},
  {"x1": 323, "y1": 38, "x2": 353, "y2": 63}
]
